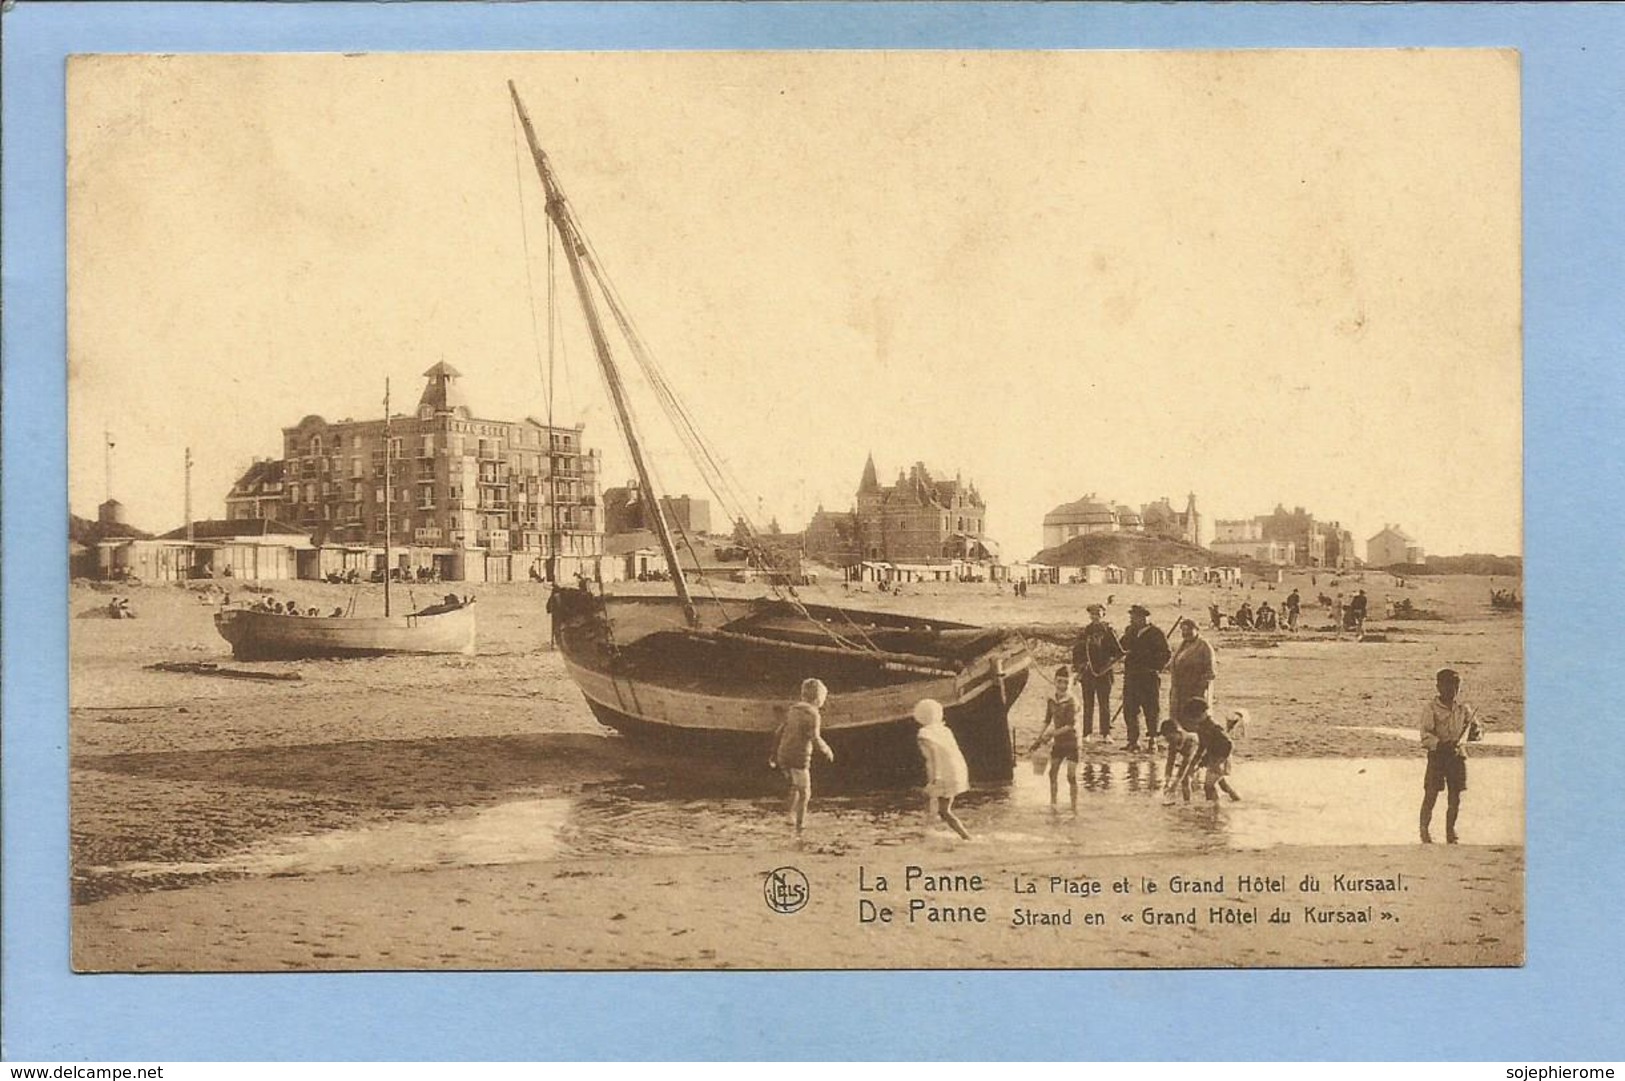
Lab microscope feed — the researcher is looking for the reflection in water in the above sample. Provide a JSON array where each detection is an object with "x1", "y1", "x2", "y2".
[
  {"x1": 93, "y1": 758, "x2": 1523, "y2": 889},
  {"x1": 1080, "y1": 759, "x2": 1160, "y2": 794}
]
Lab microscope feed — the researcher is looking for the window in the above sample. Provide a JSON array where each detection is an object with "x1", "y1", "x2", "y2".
[{"x1": 351, "y1": 457, "x2": 363, "y2": 478}]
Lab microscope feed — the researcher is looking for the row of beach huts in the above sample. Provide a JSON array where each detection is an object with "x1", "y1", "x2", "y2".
[{"x1": 73, "y1": 516, "x2": 1259, "y2": 590}]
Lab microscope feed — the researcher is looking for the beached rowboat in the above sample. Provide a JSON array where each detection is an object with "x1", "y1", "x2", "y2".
[{"x1": 214, "y1": 603, "x2": 476, "y2": 661}]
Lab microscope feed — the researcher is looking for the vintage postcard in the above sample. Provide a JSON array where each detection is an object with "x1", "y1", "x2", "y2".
[{"x1": 66, "y1": 49, "x2": 1521, "y2": 972}]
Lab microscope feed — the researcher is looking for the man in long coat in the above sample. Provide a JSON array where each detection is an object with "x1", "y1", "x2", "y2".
[{"x1": 1168, "y1": 618, "x2": 1217, "y2": 730}]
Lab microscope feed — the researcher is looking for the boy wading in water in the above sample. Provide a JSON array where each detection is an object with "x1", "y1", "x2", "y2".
[
  {"x1": 1420, "y1": 667, "x2": 1482, "y2": 844},
  {"x1": 1187, "y1": 698, "x2": 1241, "y2": 802},
  {"x1": 769, "y1": 678, "x2": 836, "y2": 834},
  {"x1": 914, "y1": 698, "x2": 972, "y2": 840},
  {"x1": 1159, "y1": 718, "x2": 1200, "y2": 803},
  {"x1": 1029, "y1": 665, "x2": 1082, "y2": 811}
]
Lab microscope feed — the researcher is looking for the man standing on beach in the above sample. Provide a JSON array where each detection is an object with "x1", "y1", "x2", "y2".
[
  {"x1": 1349, "y1": 589, "x2": 1370, "y2": 636},
  {"x1": 1119, "y1": 604, "x2": 1171, "y2": 754},
  {"x1": 1072, "y1": 603, "x2": 1123, "y2": 742},
  {"x1": 1168, "y1": 618, "x2": 1216, "y2": 730},
  {"x1": 1419, "y1": 667, "x2": 1482, "y2": 844}
]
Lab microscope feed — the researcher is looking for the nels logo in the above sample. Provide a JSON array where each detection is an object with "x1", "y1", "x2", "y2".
[{"x1": 764, "y1": 866, "x2": 810, "y2": 914}]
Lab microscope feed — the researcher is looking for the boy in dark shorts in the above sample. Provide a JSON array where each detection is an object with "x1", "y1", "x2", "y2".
[
  {"x1": 1029, "y1": 666, "x2": 1082, "y2": 810},
  {"x1": 1420, "y1": 667, "x2": 1482, "y2": 844},
  {"x1": 1187, "y1": 698, "x2": 1241, "y2": 802},
  {"x1": 769, "y1": 677, "x2": 836, "y2": 834}
]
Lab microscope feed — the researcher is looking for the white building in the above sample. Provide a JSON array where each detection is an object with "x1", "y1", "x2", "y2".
[{"x1": 1367, "y1": 524, "x2": 1425, "y2": 567}]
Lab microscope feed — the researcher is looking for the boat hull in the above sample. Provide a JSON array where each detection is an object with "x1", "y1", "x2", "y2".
[
  {"x1": 214, "y1": 606, "x2": 477, "y2": 660},
  {"x1": 572, "y1": 670, "x2": 1026, "y2": 786},
  {"x1": 551, "y1": 590, "x2": 1030, "y2": 783}
]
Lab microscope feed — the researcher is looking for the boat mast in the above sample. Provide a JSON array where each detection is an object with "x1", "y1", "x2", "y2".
[
  {"x1": 383, "y1": 378, "x2": 392, "y2": 618},
  {"x1": 509, "y1": 81, "x2": 698, "y2": 626}
]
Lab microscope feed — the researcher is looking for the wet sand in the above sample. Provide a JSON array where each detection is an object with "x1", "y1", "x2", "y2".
[{"x1": 69, "y1": 570, "x2": 1523, "y2": 970}]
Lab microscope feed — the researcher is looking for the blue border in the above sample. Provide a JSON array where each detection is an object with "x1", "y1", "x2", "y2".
[{"x1": 5, "y1": 2, "x2": 1623, "y2": 1062}]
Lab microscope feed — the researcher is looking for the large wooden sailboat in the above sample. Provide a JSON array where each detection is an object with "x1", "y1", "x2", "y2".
[
  {"x1": 214, "y1": 382, "x2": 477, "y2": 660},
  {"x1": 511, "y1": 84, "x2": 1029, "y2": 782}
]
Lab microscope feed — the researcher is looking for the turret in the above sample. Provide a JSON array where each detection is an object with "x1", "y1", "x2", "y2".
[
  {"x1": 858, "y1": 453, "x2": 880, "y2": 494},
  {"x1": 418, "y1": 361, "x2": 468, "y2": 416}
]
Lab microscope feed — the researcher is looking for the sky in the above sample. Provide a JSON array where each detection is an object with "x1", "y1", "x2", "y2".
[{"x1": 66, "y1": 50, "x2": 1521, "y2": 559}]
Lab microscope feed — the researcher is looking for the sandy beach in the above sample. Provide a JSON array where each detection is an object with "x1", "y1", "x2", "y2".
[{"x1": 69, "y1": 570, "x2": 1523, "y2": 970}]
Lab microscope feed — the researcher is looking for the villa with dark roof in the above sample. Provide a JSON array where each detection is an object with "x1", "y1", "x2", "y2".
[
  {"x1": 803, "y1": 454, "x2": 994, "y2": 566},
  {"x1": 1042, "y1": 492, "x2": 1200, "y2": 549}
]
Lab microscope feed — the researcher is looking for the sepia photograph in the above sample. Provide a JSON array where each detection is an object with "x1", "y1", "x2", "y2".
[{"x1": 64, "y1": 48, "x2": 1522, "y2": 973}]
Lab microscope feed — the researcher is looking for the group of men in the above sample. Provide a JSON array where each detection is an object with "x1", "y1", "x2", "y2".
[
  {"x1": 1065, "y1": 599, "x2": 1485, "y2": 842},
  {"x1": 1070, "y1": 603, "x2": 1217, "y2": 755}
]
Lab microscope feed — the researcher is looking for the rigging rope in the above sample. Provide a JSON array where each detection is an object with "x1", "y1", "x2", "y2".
[
  {"x1": 566, "y1": 211, "x2": 885, "y2": 653},
  {"x1": 526, "y1": 151, "x2": 886, "y2": 653}
]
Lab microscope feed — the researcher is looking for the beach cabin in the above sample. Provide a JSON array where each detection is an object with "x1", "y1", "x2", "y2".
[
  {"x1": 604, "y1": 533, "x2": 669, "y2": 581},
  {"x1": 97, "y1": 537, "x2": 194, "y2": 583},
  {"x1": 136, "y1": 519, "x2": 313, "y2": 581},
  {"x1": 1009, "y1": 562, "x2": 1060, "y2": 585}
]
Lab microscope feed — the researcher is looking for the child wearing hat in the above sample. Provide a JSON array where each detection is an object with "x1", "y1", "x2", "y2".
[
  {"x1": 1029, "y1": 665, "x2": 1082, "y2": 811},
  {"x1": 914, "y1": 698, "x2": 972, "y2": 840}
]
